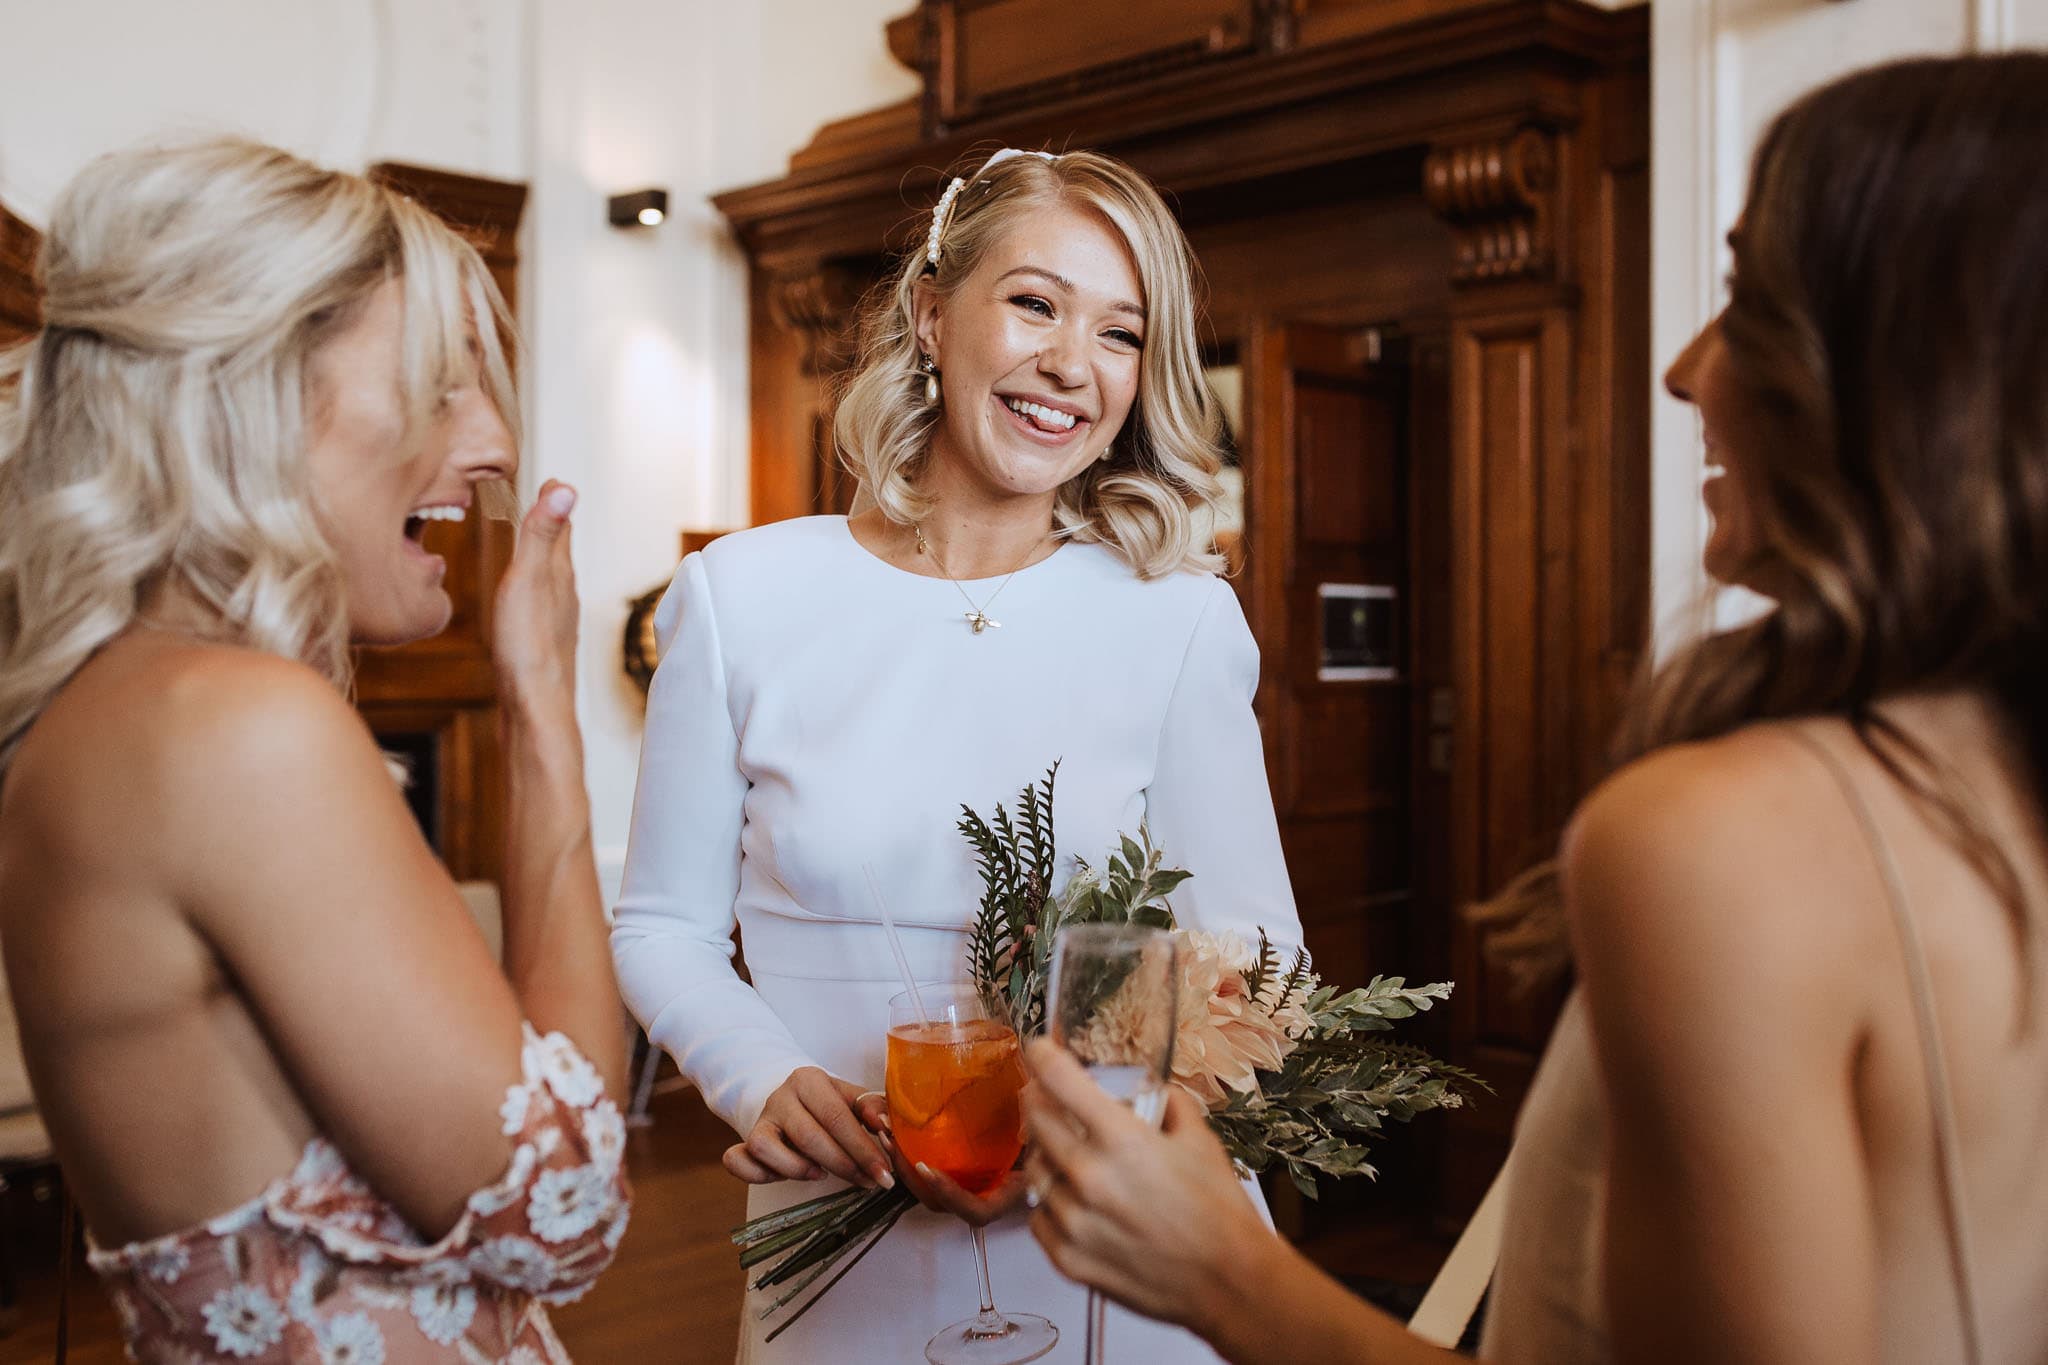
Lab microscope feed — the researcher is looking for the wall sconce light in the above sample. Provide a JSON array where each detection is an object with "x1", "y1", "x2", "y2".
[{"x1": 608, "y1": 188, "x2": 668, "y2": 228}]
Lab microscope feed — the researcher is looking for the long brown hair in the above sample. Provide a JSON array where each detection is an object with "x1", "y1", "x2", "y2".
[{"x1": 1489, "y1": 53, "x2": 2048, "y2": 982}]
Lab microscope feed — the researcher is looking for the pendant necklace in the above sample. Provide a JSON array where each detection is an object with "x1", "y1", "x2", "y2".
[{"x1": 914, "y1": 524, "x2": 1051, "y2": 634}]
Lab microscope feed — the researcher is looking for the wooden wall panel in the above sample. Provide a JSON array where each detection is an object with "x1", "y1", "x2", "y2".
[
  {"x1": 751, "y1": 265, "x2": 871, "y2": 525},
  {"x1": 0, "y1": 201, "x2": 39, "y2": 345},
  {"x1": 1296, "y1": 0, "x2": 1535, "y2": 47},
  {"x1": 1240, "y1": 321, "x2": 1416, "y2": 1030},
  {"x1": 1457, "y1": 321, "x2": 1543, "y2": 894},
  {"x1": 1584, "y1": 84, "x2": 1652, "y2": 777},
  {"x1": 1428, "y1": 78, "x2": 1650, "y2": 1212},
  {"x1": 349, "y1": 165, "x2": 529, "y2": 885},
  {"x1": 1445, "y1": 315, "x2": 1543, "y2": 1211},
  {"x1": 944, "y1": 0, "x2": 1257, "y2": 125}
]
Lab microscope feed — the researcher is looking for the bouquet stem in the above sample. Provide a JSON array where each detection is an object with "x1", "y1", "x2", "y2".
[{"x1": 732, "y1": 1185, "x2": 918, "y2": 1337}]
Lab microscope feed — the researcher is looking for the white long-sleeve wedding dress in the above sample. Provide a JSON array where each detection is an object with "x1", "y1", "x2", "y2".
[{"x1": 612, "y1": 516, "x2": 1303, "y2": 1364}]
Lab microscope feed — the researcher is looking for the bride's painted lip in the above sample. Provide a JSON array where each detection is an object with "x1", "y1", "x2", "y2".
[
  {"x1": 992, "y1": 392, "x2": 1088, "y2": 447},
  {"x1": 998, "y1": 390, "x2": 1089, "y2": 422}
]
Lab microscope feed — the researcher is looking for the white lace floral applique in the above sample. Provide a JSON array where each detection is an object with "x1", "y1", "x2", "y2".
[
  {"x1": 87, "y1": 1023, "x2": 631, "y2": 1362},
  {"x1": 201, "y1": 1283, "x2": 288, "y2": 1357}
]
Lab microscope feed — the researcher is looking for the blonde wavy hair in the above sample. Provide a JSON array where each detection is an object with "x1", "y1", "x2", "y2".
[
  {"x1": 0, "y1": 138, "x2": 518, "y2": 774},
  {"x1": 834, "y1": 148, "x2": 1226, "y2": 579}
]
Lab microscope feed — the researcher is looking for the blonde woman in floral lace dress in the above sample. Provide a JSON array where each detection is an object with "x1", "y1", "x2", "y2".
[{"x1": 0, "y1": 141, "x2": 630, "y2": 1361}]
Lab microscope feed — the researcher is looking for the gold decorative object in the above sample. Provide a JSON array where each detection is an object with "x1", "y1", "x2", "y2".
[{"x1": 622, "y1": 583, "x2": 665, "y2": 695}]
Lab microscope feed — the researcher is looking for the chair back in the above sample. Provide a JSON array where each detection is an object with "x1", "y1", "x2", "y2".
[{"x1": 0, "y1": 955, "x2": 52, "y2": 1162}]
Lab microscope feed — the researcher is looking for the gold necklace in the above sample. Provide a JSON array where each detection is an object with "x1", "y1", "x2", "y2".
[{"x1": 914, "y1": 524, "x2": 1052, "y2": 634}]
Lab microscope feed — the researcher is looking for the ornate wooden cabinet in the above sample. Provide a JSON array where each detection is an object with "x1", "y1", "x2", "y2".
[
  {"x1": 0, "y1": 168, "x2": 524, "y2": 887},
  {"x1": 715, "y1": 0, "x2": 1649, "y2": 1232}
]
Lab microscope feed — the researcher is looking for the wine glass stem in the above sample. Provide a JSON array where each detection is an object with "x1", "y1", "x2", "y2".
[
  {"x1": 1085, "y1": 1288, "x2": 1106, "y2": 1364},
  {"x1": 969, "y1": 1224, "x2": 1006, "y2": 1332}
]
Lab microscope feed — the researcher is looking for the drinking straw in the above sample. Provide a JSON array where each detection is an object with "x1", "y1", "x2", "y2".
[{"x1": 862, "y1": 862, "x2": 929, "y2": 1023}]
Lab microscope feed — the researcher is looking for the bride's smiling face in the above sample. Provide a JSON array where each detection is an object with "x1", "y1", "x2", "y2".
[{"x1": 915, "y1": 200, "x2": 1146, "y2": 502}]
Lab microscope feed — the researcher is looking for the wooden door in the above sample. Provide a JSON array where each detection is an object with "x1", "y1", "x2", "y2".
[{"x1": 1240, "y1": 321, "x2": 1418, "y2": 1002}]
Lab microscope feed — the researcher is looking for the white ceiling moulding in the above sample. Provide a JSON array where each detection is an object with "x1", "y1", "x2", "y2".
[{"x1": 1972, "y1": 0, "x2": 2017, "y2": 49}]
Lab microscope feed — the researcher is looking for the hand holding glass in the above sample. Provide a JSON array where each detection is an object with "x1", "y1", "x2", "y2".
[{"x1": 1045, "y1": 924, "x2": 1180, "y2": 1365}]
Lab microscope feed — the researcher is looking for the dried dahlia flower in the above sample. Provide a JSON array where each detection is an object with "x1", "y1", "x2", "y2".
[{"x1": 1170, "y1": 931, "x2": 1310, "y2": 1109}]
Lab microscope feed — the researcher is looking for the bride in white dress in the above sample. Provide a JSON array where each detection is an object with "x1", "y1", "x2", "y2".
[{"x1": 611, "y1": 147, "x2": 1303, "y2": 1363}]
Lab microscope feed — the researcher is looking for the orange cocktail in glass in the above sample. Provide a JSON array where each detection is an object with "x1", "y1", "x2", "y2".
[
  {"x1": 886, "y1": 1013, "x2": 1024, "y2": 1196},
  {"x1": 885, "y1": 984, "x2": 1056, "y2": 1364}
]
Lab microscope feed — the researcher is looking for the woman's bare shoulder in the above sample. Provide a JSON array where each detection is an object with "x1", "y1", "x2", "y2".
[
  {"x1": 1576, "y1": 716, "x2": 1876, "y2": 845},
  {"x1": 8, "y1": 637, "x2": 381, "y2": 858},
  {"x1": 1562, "y1": 720, "x2": 1881, "y2": 975}
]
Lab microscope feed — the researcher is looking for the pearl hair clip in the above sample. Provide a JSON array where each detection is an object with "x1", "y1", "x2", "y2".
[{"x1": 924, "y1": 148, "x2": 1058, "y2": 268}]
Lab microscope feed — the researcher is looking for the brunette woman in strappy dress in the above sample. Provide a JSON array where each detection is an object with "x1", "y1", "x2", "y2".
[{"x1": 1020, "y1": 52, "x2": 2048, "y2": 1365}]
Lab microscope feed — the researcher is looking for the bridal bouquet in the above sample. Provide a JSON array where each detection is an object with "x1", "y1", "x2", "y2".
[{"x1": 732, "y1": 765, "x2": 1485, "y2": 1339}]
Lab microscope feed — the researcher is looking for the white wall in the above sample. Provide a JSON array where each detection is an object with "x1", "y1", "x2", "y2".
[
  {"x1": 525, "y1": 0, "x2": 915, "y2": 898},
  {"x1": 0, "y1": 0, "x2": 527, "y2": 218},
  {"x1": 1648, "y1": 0, "x2": 2048, "y2": 646}
]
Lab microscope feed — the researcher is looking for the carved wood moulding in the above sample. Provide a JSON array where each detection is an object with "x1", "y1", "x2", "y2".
[
  {"x1": 1423, "y1": 127, "x2": 1557, "y2": 286},
  {"x1": 723, "y1": 1, "x2": 1642, "y2": 275},
  {"x1": 768, "y1": 266, "x2": 865, "y2": 376},
  {"x1": 368, "y1": 162, "x2": 528, "y2": 275},
  {"x1": 900, "y1": 0, "x2": 1288, "y2": 133},
  {"x1": 0, "y1": 200, "x2": 42, "y2": 340}
]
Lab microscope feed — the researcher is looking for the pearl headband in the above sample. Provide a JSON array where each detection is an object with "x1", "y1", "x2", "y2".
[{"x1": 924, "y1": 148, "x2": 1059, "y2": 268}]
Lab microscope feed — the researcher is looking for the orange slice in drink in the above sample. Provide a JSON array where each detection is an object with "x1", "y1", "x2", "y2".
[{"x1": 885, "y1": 1019, "x2": 1019, "y2": 1131}]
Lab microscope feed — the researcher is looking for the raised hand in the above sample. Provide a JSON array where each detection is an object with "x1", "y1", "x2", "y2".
[{"x1": 493, "y1": 480, "x2": 580, "y2": 711}]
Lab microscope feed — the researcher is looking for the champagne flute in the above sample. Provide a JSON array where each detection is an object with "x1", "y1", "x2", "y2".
[
  {"x1": 1045, "y1": 924, "x2": 1180, "y2": 1365},
  {"x1": 888, "y1": 985, "x2": 1059, "y2": 1365}
]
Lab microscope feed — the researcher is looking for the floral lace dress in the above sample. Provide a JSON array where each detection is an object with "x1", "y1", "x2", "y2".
[{"x1": 87, "y1": 1027, "x2": 632, "y2": 1363}]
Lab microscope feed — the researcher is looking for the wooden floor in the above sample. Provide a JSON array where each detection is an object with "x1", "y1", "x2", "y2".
[
  {"x1": 0, "y1": 1084, "x2": 748, "y2": 1364},
  {"x1": 0, "y1": 1086, "x2": 1451, "y2": 1363}
]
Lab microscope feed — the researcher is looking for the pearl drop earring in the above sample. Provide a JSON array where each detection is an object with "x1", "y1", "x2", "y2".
[{"x1": 919, "y1": 353, "x2": 940, "y2": 406}]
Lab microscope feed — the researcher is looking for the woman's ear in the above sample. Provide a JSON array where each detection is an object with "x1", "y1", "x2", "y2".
[{"x1": 912, "y1": 279, "x2": 944, "y2": 364}]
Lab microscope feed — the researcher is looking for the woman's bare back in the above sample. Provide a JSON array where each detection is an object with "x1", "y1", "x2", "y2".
[
  {"x1": 1568, "y1": 694, "x2": 2048, "y2": 1363},
  {"x1": 0, "y1": 633, "x2": 329, "y2": 1244},
  {"x1": 1818, "y1": 700, "x2": 2048, "y2": 1362},
  {"x1": 0, "y1": 630, "x2": 523, "y2": 1245}
]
